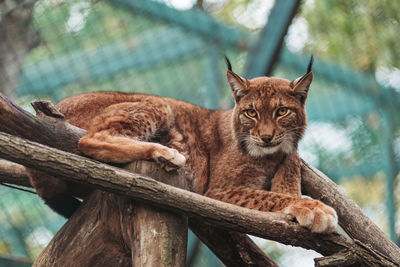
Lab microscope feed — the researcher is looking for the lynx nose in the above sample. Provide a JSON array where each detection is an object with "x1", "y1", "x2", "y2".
[{"x1": 260, "y1": 135, "x2": 273, "y2": 144}]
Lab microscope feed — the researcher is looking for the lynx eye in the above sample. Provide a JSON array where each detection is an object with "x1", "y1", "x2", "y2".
[
  {"x1": 276, "y1": 107, "x2": 288, "y2": 117},
  {"x1": 245, "y1": 109, "x2": 257, "y2": 118}
]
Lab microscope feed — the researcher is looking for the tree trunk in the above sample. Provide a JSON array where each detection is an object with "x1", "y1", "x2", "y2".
[
  {"x1": 33, "y1": 191, "x2": 132, "y2": 267},
  {"x1": 0, "y1": 0, "x2": 40, "y2": 97},
  {"x1": 33, "y1": 159, "x2": 188, "y2": 267}
]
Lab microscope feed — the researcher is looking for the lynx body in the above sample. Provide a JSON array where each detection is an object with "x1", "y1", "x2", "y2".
[{"x1": 29, "y1": 59, "x2": 337, "y2": 233}]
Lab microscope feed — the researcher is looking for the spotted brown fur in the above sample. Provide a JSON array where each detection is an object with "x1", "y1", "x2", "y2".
[{"x1": 29, "y1": 59, "x2": 337, "y2": 233}]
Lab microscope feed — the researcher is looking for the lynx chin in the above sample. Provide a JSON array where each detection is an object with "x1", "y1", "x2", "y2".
[{"x1": 28, "y1": 55, "x2": 337, "y2": 234}]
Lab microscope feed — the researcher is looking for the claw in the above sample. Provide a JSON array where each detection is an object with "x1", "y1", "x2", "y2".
[
  {"x1": 284, "y1": 199, "x2": 338, "y2": 233},
  {"x1": 152, "y1": 146, "x2": 186, "y2": 172}
]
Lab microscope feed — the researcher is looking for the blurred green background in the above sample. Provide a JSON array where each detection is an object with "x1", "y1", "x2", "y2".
[{"x1": 0, "y1": 0, "x2": 399, "y2": 266}]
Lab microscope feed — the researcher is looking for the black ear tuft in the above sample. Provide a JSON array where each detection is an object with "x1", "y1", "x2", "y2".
[
  {"x1": 307, "y1": 55, "x2": 314, "y2": 74},
  {"x1": 224, "y1": 55, "x2": 232, "y2": 72}
]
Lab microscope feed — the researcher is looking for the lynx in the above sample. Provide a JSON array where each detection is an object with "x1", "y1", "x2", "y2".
[{"x1": 29, "y1": 56, "x2": 337, "y2": 233}]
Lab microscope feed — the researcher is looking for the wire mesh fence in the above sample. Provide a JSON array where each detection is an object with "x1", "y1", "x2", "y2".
[{"x1": 0, "y1": 0, "x2": 399, "y2": 266}]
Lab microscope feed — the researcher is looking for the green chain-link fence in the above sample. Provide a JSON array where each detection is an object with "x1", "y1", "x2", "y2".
[{"x1": 0, "y1": 0, "x2": 399, "y2": 265}]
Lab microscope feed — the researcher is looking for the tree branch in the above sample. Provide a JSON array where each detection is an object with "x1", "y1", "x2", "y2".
[
  {"x1": 0, "y1": 131, "x2": 397, "y2": 266},
  {"x1": 0, "y1": 160, "x2": 31, "y2": 187},
  {"x1": 189, "y1": 221, "x2": 279, "y2": 267},
  {"x1": 301, "y1": 162, "x2": 400, "y2": 264},
  {"x1": 0, "y1": 162, "x2": 278, "y2": 267}
]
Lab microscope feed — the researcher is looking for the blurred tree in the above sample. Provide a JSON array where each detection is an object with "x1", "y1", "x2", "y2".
[
  {"x1": 0, "y1": 0, "x2": 40, "y2": 97},
  {"x1": 301, "y1": 0, "x2": 400, "y2": 72}
]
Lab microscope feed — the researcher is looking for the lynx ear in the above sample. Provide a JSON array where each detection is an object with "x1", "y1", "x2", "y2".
[
  {"x1": 227, "y1": 70, "x2": 249, "y2": 102},
  {"x1": 290, "y1": 71, "x2": 313, "y2": 104}
]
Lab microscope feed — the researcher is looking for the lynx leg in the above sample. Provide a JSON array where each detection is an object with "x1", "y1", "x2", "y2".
[
  {"x1": 206, "y1": 187, "x2": 337, "y2": 233},
  {"x1": 270, "y1": 151, "x2": 301, "y2": 198},
  {"x1": 78, "y1": 102, "x2": 186, "y2": 171},
  {"x1": 26, "y1": 168, "x2": 81, "y2": 218}
]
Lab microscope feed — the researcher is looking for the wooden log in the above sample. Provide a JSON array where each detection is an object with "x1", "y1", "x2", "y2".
[
  {"x1": 189, "y1": 221, "x2": 279, "y2": 267},
  {"x1": 125, "y1": 160, "x2": 188, "y2": 266},
  {"x1": 0, "y1": 159, "x2": 277, "y2": 266}
]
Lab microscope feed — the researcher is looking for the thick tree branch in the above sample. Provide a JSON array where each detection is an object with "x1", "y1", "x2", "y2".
[
  {"x1": 33, "y1": 161, "x2": 189, "y2": 267},
  {"x1": 0, "y1": 131, "x2": 397, "y2": 266},
  {"x1": 189, "y1": 222, "x2": 279, "y2": 267},
  {"x1": 0, "y1": 159, "x2": 278, "y2": 267},
  {"x1": 0, "y1": 96, "x2": 86, "y2": 153},
  {"x1": 0, "y1": 160, "x2": 31, "y2": 187}
]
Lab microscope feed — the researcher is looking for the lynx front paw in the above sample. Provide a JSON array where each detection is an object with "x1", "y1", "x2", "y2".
[
  {"x1": 152, "y1": 145, "x2": 186, "y2": 172},
  {"x1": 283, "y1": 199, "x2": 338, "y2": 233}
]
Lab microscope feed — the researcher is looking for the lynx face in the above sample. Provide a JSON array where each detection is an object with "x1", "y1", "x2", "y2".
[{"x1": 227, "y1": 71, "x2": 313, "y2": 158}]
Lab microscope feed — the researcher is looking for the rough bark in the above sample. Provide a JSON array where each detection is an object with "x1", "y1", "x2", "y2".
[
  {"x1": 0, "y1": 95, "x2": 276, "y2": 265},
  {"x1": 0, "y1": 131, "x2": 398, "y2": 266},
  {"x1": 33, "y1": 191, "x2": 132, "y2": 267},
  {"x1": 0, "y1": 160, "x2": 277, "y2": 266},
  {"x1": 0, "y1": 95, "x2": 86, "y2": 153},
  {"x1": 189, "y1": 221, "x2": 279, "y2": 267},
  {"x1": 0, "y1": 0, "x2": 40, "y2": 97},
  {"x1": 0, "y1": 160, "x2": 31, "y2": 187},
  {"x1": 125, "y1": 160, "x2": 188, "y2": 267},
  {"x1": 34, "y1": 160, "x2": 188, "y2": 267}
]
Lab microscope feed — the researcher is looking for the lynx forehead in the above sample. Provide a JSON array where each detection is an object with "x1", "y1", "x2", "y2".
[{"x1": 249, "y1": 78, "x2": 277, "y2": 97}]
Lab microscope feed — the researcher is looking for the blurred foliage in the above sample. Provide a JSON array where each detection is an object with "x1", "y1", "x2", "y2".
[
  {"x1": 0, "y1": 187, "x2": 65, "y2": 259},
  {"x1": 31, "y1": 0, "x2": 162, "y2": 60},
  {"x1": 301, "y1": 0, "x2": 400, "y2": 71}
]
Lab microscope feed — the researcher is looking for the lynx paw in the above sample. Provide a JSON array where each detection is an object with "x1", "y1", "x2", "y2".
[
  {"x1": 152, "y1": 146, "x2": 186, "y2": 172},
  {"x1": 283, "y1": 199, "x2": 338, "y2": 233}
]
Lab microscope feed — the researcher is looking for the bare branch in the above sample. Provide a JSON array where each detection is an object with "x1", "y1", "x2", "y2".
[
  {"x1": 189, "y1": 221, "x2": 279, "y2": 267},
  {"x1": 0, "y1": 160, "x2": 31, "y2": 187},
  {"x1": 301, "y1": 162, "x2": 400, "y2": 264}
]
